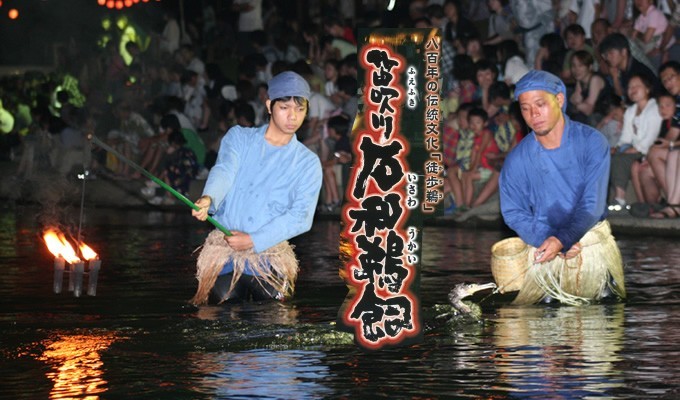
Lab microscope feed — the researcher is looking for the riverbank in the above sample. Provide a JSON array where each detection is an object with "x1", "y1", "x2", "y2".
[{"x1": 2, "y1": 161, "x2": 679, "y2": 237}]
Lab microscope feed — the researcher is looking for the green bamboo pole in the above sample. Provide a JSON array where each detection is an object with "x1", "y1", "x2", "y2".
[{"x1": 90, "y1": 135, "x2": 232, "y2": 236}]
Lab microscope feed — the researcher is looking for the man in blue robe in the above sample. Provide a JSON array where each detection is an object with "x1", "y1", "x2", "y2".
[
  {"x1": 190, "y1": 71, "x2": 322, "y2": 304},
  {"x1": 498, "y1": 70, "x2": 625, "y2": 304}
]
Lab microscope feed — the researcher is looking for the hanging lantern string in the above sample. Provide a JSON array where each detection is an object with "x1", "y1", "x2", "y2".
[{"x1": 89, "y1": 134, "x2": 232, "y2": 236}]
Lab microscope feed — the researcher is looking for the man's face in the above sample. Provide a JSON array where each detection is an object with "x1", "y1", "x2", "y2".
[
  {"x1": 476, "y1": 69, "x2": 496, "y2": 88},
  {"x1": 603, "y1": 49, "x2": 625, "y2": 69},
  {"x1": 518, "y1": 90, "x2": 564, "y2": 137},
  {"x1": 591, "y1": 21, "x2": 608, "y2": 45},
  {"x1": 267, "y1": 98, "x2": 308, "y2": 136},
  {"x1": 661, "y1": 67, "x2": 680, "y2": 96},
  {"x1": 566, "y1": 32, "x2": 585, "y2": 50}
]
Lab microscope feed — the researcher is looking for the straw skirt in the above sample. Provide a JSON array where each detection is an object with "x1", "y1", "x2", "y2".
[
  {"x1": 190, "y1": 229, "x2": 299, "y2": 305},
  {"x1": 491, "y1": 220, "x2": 626, "y2": 305}
]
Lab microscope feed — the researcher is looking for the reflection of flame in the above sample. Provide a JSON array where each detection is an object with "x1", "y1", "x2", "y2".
[
  {"x1": 79, "y1": 243, "x2": 98, "y2": 261},
  {"x1": 43, "y1": 230, "x2": 81, "y2": 264},
  {"x1": 38, "y1": 333, "x2": 119, "y2": 398}
]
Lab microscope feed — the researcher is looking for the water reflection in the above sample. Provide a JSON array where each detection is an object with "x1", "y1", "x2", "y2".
[
  {"x1": 190, "y1": 350, "x2": 333, "y2": 399},
  {"x1": 3, "y1": 206, "x2": 680, "y2": 399},
  {"x1": 37, "y1": 332, "x2": 121, "y2": 399},
  {"x1": 493, "y1": 304, "x2": 625, "y2": 398}
]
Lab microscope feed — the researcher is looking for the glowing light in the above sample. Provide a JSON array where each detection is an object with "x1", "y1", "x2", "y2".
[
  {"x1": 8, "y1": 8, "x2": 19, "y2": 19},
  {"x1": 387, "y1": 0, "x2": 396, "y2": 11},
  {"x1": 98, "y1": 0, "x2": 106, "y2": 5},
  {"x1": 106, "y1": 0, "x2": 114, "y2": 8},
  {"x1": 79, "y1": 243, "x2": 98, "y2": 261},
  {"x1": 116, "y1": 15, "x2": 128, "y2": 30},
  {"x1": 43, "y1": 229, "x2": 81, "y2": 264},
  {"x1": 115, "y1": 1, "x2": 124, "y2": 10},
  {"x1": 125, "y1": 0, "x2": 132, "y2": 6}
]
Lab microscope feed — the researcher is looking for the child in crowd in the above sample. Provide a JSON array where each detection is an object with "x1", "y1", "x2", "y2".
[
  {"x1": 596, "y1": 93, "x2": 625, "y2": 148},
  {"x1": 461, "y1": 107, "x2": 499, "y2": 210},
  {"x1": 443, "y1": 103, "x2": 475, "y2": 214},
  {"x1": 487, "y1": 82, "x2": 523, "y2": 172}
]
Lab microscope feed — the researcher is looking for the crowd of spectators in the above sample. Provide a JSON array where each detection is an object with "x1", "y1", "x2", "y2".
[{"x1": 0, "y1": 0, "x2": 679, "y2": 219}]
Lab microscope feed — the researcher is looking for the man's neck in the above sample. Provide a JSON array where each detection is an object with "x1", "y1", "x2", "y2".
[
  {"x1": 264, "y1": 125, "x2": 294, "y2": 146},
  {"x1": 536, "y1": 115, "x2": 566, "y2": 150}
]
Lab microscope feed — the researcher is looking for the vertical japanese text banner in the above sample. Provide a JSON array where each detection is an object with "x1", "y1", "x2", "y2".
[{"x1": 338, "y1": 28, "x2": 444, "y2": 350}]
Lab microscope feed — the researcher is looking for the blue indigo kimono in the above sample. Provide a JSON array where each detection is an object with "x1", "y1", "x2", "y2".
[
  {"x1": 499, "y1": 116, "x2": 610, "y2": 250},
  {"x1": 202, "y1": 125, "x2": 322, "y2": 255}
]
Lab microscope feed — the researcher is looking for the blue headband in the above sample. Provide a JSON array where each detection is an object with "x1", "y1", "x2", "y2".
[
  {"x1": 267, "y1": 71, "x2": 311, "y2": 101},
  {"x1": 514, "y1": 70, "x2": 567, "y2": 111}
]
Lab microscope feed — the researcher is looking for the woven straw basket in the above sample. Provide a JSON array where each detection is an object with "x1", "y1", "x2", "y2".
[{"x1": 491, "y1": 237, "x2": 528, "y2": 293}]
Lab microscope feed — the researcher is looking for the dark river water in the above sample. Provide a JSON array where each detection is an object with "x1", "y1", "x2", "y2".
[{"x1": 1, "y1": 205, "x2": 679, "y2": 399}]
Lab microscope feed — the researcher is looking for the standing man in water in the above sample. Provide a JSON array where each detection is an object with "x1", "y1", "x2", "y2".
[
  {"x1": 498, "y1": 70, "x2": 625, "y2": 304},
  {"x1": 190, "y1": 71, "x2": 322, "y2": 304}
]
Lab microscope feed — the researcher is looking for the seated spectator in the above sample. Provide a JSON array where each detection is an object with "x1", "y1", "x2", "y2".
[
  {"x1": 474, "y1": 59, "x2": 500, "y2": 116},
  {"x1": 442, "y1": 103, "x2": 475, "y2": 213},
  {"x1": 510, "y1": 0, "x2": 555, "y2": 67},
  {"x1": 323, "y1": 59, "x2": 340, "y2": 98},
  {"x1": 590, "y1": 18, "x2": 657, "y2": 79},
  {"x1": 142, "y1": 127, "x2": 199, "y2": 206},
  {"x1": 484, "y1": 0, "x2": 516, "y2": 46},
  {"x1": 596, "y1": 92, "x2": 626, "y2": 148},
  {"x1": 650, "y1": 120, "x2": 680, "y2": 218},
  {"x1": 442, "y1": 54, "x2": 477, "y2": 117},
  {"x1": 632, "y1": 91, "x2": 679, "y2": 205},
  {"x1": 496, "y1": 39, "x2": 529, "y2": 86},
  {"x1": 180, "y1": 69, "x2": 210, "y2": 131},
  {"x1": 566, "y1": 0, "x2": 597, "y2": 40},
  {"x1": 304, "y1": 85, "x2": 337, "y2": 160},
  {"x1": 567, "y1": 50, "x2": 611, "y2": 126},
  {"x1": 461, "y1": 34, "x2": 486, "y2": 63},
  {"x1": 631, "y1": 0, "x2": 675, "y2": 69},
  {"x1": 234, "y1": 100, "x2": 256, "y2": 128},
  {"x1": 650, "y1": 150, "x2": 680, "y2": 218},
  {"x1": 106, "y1": 101, "x2": 155, "y2": 179},
  {"x1": 561, "y1": 23, "x2": 596, "y2": 84},
  {"x1": 647, "y1": 62, "x2": 680, "y2": 202},
  {"x1": 534, "y1": 32, "x2": 567, "y2": 78},
  {"x1": 443, "y1": 0, "x2": 480, "y2": 52},
  {"x1": 320, "y1": 115, "x2": 352, "y2": 212},
  {"x1": 610, "y1": 73, "x2": 662, "y2": 208},
  {"x1": 598, "y1": 32, "x2": 659, "y2": 102},
  {"x1": 323, "y1": 18, "x2": 356, "y2": 45},
  {"x1": 461, "y1": 107, "x2": 500, "y2": 210},
  {"x1": 334, "y1": 75, "x2": 358, "y2": 121},
  {"x1": 488, "y1": 81, "x2": 523, "y2": 170}
]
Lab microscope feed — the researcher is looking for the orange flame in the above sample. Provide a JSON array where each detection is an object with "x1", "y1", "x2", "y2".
[
  {"x1": 42, "y1": 229, "x2": 81, "y2": 264},
  {"x1": 79, "y1": 242, "x2": 98, "y2": 261}
]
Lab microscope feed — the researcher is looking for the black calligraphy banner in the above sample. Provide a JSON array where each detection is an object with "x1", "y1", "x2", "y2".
[{"x1": 338, "y1": 29, "x2": 443, "y2": 350}]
